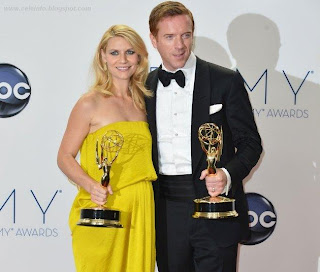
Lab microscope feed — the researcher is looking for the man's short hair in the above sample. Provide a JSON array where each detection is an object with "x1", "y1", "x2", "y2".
[{"x1": 149, "y1": 1, "x2": 195, "y2": 37}]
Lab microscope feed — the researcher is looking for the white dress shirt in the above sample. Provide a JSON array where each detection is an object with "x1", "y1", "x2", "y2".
[
  {"x1": 156, "y1": 52, "x2": 231, "y2": 194},
  {"x1": 156, "y1": 52, "x2": 196, "y2": 175}
]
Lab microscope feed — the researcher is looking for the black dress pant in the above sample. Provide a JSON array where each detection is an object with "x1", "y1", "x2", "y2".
[{"x1": 156, "y1": 195, "x2": 238, "y2": 272}]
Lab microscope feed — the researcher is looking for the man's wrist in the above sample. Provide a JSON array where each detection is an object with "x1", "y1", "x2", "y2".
[{"x1": 221, "y1": 168, "x2": 231, "y2": 195}]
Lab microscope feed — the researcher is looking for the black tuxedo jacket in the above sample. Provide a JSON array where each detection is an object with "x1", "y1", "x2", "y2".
[{"x1": 146, "y1": 57, "x2": 262, "y2": 246}]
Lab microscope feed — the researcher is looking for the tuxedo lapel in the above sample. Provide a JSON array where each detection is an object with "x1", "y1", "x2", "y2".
[
  {"x1": 146, "y1": 69, "x2": 159, "y2": 173},
  {"x1": 191, "y1": 58, "x2": 211, "y2": 177}
]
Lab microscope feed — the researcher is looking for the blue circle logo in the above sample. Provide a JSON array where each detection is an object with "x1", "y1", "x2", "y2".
[
  {"x1": 0, "y1": 64, "x2": 31, "y2": 118},
  {"x1": 241, "y1": 193, "x2": 277, "y2": 245}
]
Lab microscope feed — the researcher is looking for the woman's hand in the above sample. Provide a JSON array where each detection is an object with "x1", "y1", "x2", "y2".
[{"x1": 88, "y1": 182, "x2": 113, "y2": 206}]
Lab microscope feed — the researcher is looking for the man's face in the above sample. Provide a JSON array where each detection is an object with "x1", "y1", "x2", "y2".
[{"x1": 150, "y1": 15, "x2": 193, "y2": 71}]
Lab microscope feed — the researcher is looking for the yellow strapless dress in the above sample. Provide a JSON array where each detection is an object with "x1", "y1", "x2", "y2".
[{"x1": 68, "y1": 121, "x2": 157, "y2": 272}]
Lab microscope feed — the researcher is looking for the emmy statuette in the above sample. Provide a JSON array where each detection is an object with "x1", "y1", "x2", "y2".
[
  {"x1": 78, "y1": 130, "x2": 124, "y2": 227},
  {"x1": 193, "y1": 123, "x2": 238, "y2": 219}
]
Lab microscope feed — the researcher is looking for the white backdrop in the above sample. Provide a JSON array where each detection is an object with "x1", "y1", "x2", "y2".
[{"x1": 0, "y1": 0, "x2": 319, "y2": 271}]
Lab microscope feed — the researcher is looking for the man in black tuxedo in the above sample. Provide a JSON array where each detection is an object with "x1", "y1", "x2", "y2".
[{"x1": 146, "y1": 2, "x2": 262, "y2": 272}]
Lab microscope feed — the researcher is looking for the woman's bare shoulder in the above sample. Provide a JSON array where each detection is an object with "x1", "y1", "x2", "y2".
[{"x1": 74, "y1": 91, "x2": 103, "y2": 113}]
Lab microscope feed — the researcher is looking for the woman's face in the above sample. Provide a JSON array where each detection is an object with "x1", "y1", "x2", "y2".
[{"x1": 101, "y1": 36, "x2": 139, "y2": 83}]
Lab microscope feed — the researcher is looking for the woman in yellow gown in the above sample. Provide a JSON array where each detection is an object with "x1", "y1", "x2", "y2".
[{"x1": 57, "y1": 25, "x2": 157, "y2": 272}]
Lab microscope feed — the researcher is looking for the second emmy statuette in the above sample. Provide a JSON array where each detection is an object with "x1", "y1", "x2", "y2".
[
  {"x1": 193, "y1": 123, "x2": 238, "y2": 219},
  {"x1": 78, "y1": 130, "x2": 124, "y2": 228}
]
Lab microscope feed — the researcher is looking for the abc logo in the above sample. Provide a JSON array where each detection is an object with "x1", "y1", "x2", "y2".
[
  {"x1": 242, "y1": 193, "x2": 277, "y2": 245},
  {"x1": 0, "y1": 63, "x2": 31, "y2": 118}
]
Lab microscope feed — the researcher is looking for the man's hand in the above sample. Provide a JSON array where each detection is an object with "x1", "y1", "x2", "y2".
[{"x1": 200, "y1": 168, "x2": 227, "y2": 197}]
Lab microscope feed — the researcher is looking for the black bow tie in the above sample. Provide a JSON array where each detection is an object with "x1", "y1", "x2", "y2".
[{"x1": 158, "y1": 68, "x2": 186, "y2": 88}]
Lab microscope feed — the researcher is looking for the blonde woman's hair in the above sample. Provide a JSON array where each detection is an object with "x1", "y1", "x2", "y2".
[{"x1": 90, "y1": 24, "x2": 151, "y2": 111}]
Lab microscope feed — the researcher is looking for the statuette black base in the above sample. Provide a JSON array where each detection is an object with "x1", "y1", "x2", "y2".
[
  {"x1": 77, "y1": 208, "x2": 123, "y2": 228},
  {"x1": 193, "y1": 196, "x2": 238, "y2": 219}
]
